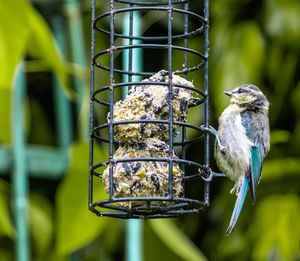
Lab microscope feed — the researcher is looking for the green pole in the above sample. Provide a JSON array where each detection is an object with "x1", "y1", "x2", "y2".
[
  {"x1": 64, "y1": 1, "x2": 87, "y2": 259},
  {"x1": 64, "y1": 0, "x2": 89, "y2": 141},
  {"x1": 52, "y1": 16, "x2": 72, "y2": 149},
  {"x1": 13, "y1": 64, "x2": 30, "y2": 261},
  {"x1": 122, "y1": 11, "x2": 143, "y2": 261}
]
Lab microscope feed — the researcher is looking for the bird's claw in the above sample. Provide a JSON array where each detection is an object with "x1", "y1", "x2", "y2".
[
  {"x1": 198, "y1": 165, "x2": 214, "y2": 182},
  {"x1": 202, "y1": 174, "x2": 214, "y2": 182},
  {"x1": 200, "y1": 125, "x2": 226, "y2": 154},
  {"x1": 199, "y1": 166, "x2": 227, "y2": 181},
  {"x1": 200, "y1": 125, "x2": 216, "y2": 135}
]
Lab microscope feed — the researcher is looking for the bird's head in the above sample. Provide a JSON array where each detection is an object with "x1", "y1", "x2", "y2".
[{"x1": 224, "y1": 84, "x2": 269, "y2": 111}]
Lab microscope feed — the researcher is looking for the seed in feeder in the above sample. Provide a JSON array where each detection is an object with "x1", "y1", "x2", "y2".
[
  {"x1": 102, "y1": 138, "x2": 184, "y2": 208},
  {"x1": 111, "y1": 70, "x2": 200, "y2": 143}
]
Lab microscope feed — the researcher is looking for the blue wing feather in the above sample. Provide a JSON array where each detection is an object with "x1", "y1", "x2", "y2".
[
  {"x1": 249, "y1": 146, "x2": 262, "y2": 203},
  {"x1": 241, "y1": 111, "x2": 265, "y2": 203}
]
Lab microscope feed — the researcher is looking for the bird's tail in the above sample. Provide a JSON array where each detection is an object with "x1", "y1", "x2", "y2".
[{"x1": 226, "y1": 176, "x2": 249, "y2": 235}]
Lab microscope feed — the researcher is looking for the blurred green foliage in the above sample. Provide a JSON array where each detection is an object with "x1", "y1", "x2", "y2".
[
  {"x1": 0, "y1": 0, "x2": 68, "y2": 144},
  {"x1": 55, "y1": 142, "x2": 108, "y2": 255},
  {"x1": 0, "y1": 0, "x2": 300, "y2": 260}
]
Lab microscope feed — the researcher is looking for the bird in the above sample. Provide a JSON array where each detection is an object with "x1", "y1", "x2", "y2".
[{"x1": 214, "y1": 84, "x2": 270, "y2": 235}]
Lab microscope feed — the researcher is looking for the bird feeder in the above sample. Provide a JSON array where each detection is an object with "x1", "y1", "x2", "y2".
[{"x1": 89, "y1": 0, "x2": 212, "y2": 218}]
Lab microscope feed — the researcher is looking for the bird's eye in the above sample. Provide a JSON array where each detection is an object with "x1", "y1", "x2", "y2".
[{"x1": 237, "y1": 89, "x2": 244, "y2": 94}]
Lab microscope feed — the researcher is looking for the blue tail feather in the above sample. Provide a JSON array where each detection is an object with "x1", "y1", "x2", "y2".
[{"x1": 226, "y1": 177, "x2": 249, "y2": 235}]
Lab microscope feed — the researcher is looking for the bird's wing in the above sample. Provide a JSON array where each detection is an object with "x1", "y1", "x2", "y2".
[
  {"x1": 249, "y1": 146, "x2": 262, "y2": 203},
  {"x1": 241, "y1": 110, "x2": 266, "y2": 203}
]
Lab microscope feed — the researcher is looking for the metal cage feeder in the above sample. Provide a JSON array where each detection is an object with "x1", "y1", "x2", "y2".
[{"x1": 89, "y1": 0, "x2": 211, "y2": 218}]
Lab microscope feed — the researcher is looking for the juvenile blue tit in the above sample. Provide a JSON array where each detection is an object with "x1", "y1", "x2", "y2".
[{"x1": 214, "y1": 84, "x2": 270, "y2": 235}]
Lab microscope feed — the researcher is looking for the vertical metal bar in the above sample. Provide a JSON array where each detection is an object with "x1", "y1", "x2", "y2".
[
  {"x1": 167, "y1": 0, "x2": 174, "y2": 198},
  {"x1": 123, "y1": 10, "x2": 143, "y2": 261},
  {"x1": 89, "y1": 0, "x2": 96, "y2": 211},
  {"x1": 122, "y1": 8, "x2": 133, "y2": 98},
  {"x1": 13, "y1": 64, "x2": 30, "y2": 261},
  {"x1": 64, "y1": 0, "x2": 89, "y2": 140},
  {"x1": 108, "y1": 0, "x2": 115, "y2": 200},
  {"x1": 127, "y1": 7, "x2": 134, "y2": 86},
  {"x1": 183, "y1": 2, "x2": 189, "y2": 75},
  {"x1": 203, "y1": 0, "x2": 210, "y2": 205},
  {"x1": 52, "y1": 17, "x2": 72, "y2": 149},
  {"x1": 181, "y1": 1, "x2": 189, "y2": 173}
]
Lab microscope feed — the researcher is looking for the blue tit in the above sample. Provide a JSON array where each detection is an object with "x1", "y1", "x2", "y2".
[{"x1": 214, "y1": 84, "x2": 270, "y2": 235}]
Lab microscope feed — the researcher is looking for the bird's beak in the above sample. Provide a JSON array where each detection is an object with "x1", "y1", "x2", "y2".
[{"x1": 224, "y1": 90, "x2": 233, "y2": 96}]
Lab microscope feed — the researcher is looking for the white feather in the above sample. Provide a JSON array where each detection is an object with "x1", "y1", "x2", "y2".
[{"x1": 214, "y1": 104, "x2": 253, "y2": 192}]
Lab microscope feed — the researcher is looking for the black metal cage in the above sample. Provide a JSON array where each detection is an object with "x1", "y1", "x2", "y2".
[{"x1": 89, "y1": 0, "x2": 211, "y2": 218}]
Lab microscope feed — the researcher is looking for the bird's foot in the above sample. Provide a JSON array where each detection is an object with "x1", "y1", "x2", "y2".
[
  {"x1": 198, "y1": 165, "x2": 213, "y2": 181},
  {"x1": 199, "y1": 166, "x2": 226, "y2": 182},
  {"x1": 230, "y1": 178, "x2": 243, "y2": 195},
  {"x1": 229, "y1": 187, "x2": 236, "y2": 195},
  {"x1": 200, "y1": 125, "x2": 226, "y2": 154}
]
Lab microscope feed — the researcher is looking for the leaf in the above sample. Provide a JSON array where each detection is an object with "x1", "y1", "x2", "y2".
[
  {"x1": 55, "y1": 142, "x2": 108, "y2": 255},
  {"x1": 149, "y1": 219, "x2": 208, "y2": 261},
  {"x1": 28, "y1": 193, "x2": 53, "y2": 257},
  {"x1": 249, "y1": 194, "x2": 300, "y2": 261},
  {"x1": 0, "y1": 1, "x2": 68, "y2": 92},
  {"x1": 0, "y1": 179, "x2": 14, "y2": 238},
  {"x1": 0, "y1": 89, "x2": 12, "y2": 143},
  {"x1": 0, "y1": 0, "x2": 30, "y2": 89},
  {"x1": 26, "y1": 4, "x2": 68, "y2": 93},
  {"x1": 144, "y1": 221, "x2": 182, "y2": 261}
]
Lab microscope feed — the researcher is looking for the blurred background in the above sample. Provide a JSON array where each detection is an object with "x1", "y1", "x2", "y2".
[{"x1": 0, "y1": 0, "x2": 300, "y2": 260}]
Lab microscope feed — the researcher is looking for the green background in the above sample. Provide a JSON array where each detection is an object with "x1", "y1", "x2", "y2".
[{"x1": 0, "y1": 0, "x2": 299, "y2": 260}]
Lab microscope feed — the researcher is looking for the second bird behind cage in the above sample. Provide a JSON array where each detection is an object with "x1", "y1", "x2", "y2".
[{"x1": 89, "y1": 0, "x2": 212, "y2": 218}]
